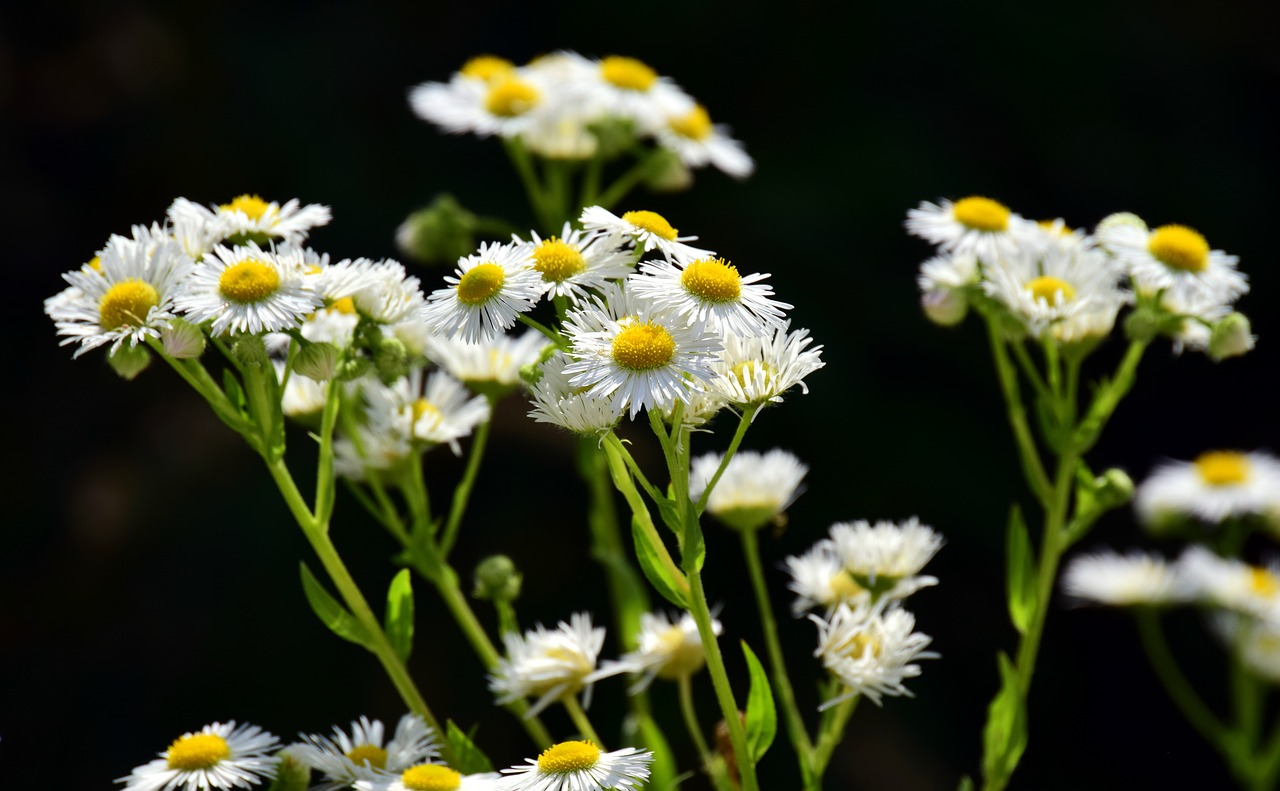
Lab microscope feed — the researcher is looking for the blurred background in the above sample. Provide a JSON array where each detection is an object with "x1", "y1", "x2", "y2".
[{"x1": 4, "y1": 0, "x2": 1280, "y2": 787}]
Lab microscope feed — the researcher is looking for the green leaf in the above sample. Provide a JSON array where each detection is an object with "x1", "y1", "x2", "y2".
[
  {"x1": 631, "y1": 517, "x2": 689, "y2": 609},
  {"x1": 741, "y1": 640, "x2": 777, "y2": 764},
  {"x1": 222, "y1": 368, "x2": 246, "y2": 415},
  {"x1": 957, "y1": 776, "x2": 975, "y2": 791},
  {"x1": 656, "y1": 495, "x2": 683, "y2": 535},
  {"x1": 384, "y1": 568, "x2": 415, "y2": 663},
  {"x1": 683, "y1": 516, "x2": 706, "y2": 573},
  {"x1": 981, "y1": 652, "x2": 1027, "y2": 784},
  {"x1": 1005, "y1": 506, "x2": 1036, "y2": 635},
  {"x1": 299, "y1": 562, "x2": 370, "y2": 647},
  {"x1": 445, "y1": 721, "x2": 494, "y2": 774}
]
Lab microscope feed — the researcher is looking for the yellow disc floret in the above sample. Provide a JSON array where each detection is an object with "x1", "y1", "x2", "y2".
[
  {"x1": 601, "y1": 56, "x2": 658, "y2": 91},
  {"x1": 829, "y1": 571, "x2": 867, "y2": 602},
  {"x1": 837, "y1": 631, "x2": 882, "y2": 660},
  {"x1": 952, "y1": 196, "x2": 1011, "y2": 232},
  {"x1": 681, "y1": 258, "x2": 742, "y2": 302},
  {"x1": 729, "y1": 360, "x2": 777, "y2": 391},
  {"x1": 533, "y1": 238, "x2": 587, "y2": 282},
  {"x1": 329, "y1": 296, "x2": 357, "y2": 314},
  {"x1": 1026, "y1": 275, "x2": 1076, "y2": 305},
  {"x1": 221, "y1": 194, "x2": 271, "y2": 221},
  {"x1": 461, "y1": 55, "x2": 516, "y2": 82},
  {"x1": 400, "y1": 764, "x2": 462, "y2": 791},
  {"x1": 166, "y1": 733, "x2": 231, "y2": 770},
  {"x1": 345, "y1": 743, "x2": 388, "y2": 769},
  {"x1": 99, "y1": 279, "x2": 160, "y2": 330},
  {"x1": 1194, "y1": 450, "x2": 1250, "y2": 486},
  {"x1": 411, "y1": 399, "x2": 442, "y2": 425},
  {"x1": 1148, "y1": 224, "x2": 1210, "y2": 273},
  {"x1": 456, "y1": 263, "x2": 505, "y2": 304},
  {"x1": 219, "y1": 259, "x2": 281, "y2": 304},
  {"x1": 612, "y1": 322, "x2": 676, "y2": 370},
  {"x1": 485, "y1": 79, "x2": 540, "y2": 117},
  {"x1": 1249, "y1": 567, "x2": 1280, "y2": 598},
  {"x1": 537, "y1": 740, "x2": 602, "y2": 774},
  {"x1": 621, "y1": 210, "x2": 678, "y2": 241},
  {"x1": 670, "y1": 105, "x2": 713, "y2": 140},
  {"x1": 87, "y1": 255, "x2": 103, "y2": 272}
]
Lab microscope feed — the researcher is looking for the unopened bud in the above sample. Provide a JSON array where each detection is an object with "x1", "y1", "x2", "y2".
[
  {"x1": 337, "y1": 357, "x2": 371, "y2": 381},
  {"x1": 231, "y1": 335, "x2": 269, "y2": 367},
  {"x1": 373, "y1": 336, "x2": 408, "y2": 383},
  {"x1": 270, "y1": 749, "x2": 312, "y2": 791},
  {"x1": 642, "y1": 148, "x2": 693, "y2": 193},
  {"x1": 396, "y1": 194, "x2": 477, "y2": 266},
  {"x1": 587, "y1": 117, "x2": 638, "y2": 159},
  {"x1": 160, "y1": 318, "x2": 205, "y2": 359},
  {"x1": 1094, "y1": 468, "x2": 1135, "y2": 510},
  {"x1": 108, "y1": 343, "x2": 151, "y2": 380},
  {"x1": 1124, "y1": 307, "x2": 1162, "y2": 343},
  {"x1": 1209, "y1": 312, "x2": 1255, "y2": 361},
  {"x1": 1096, "y1": 212, "x2": 1147, "y2": 237},
  {"x1": 473, "y1": 555, "x2": 522, "y2": 603},
  {"x1": 921, "y1": 287, "x2": 968, "y2": 326},
  {"x1": 295, "y1": 342, "x2": 340, "y2": 382}
]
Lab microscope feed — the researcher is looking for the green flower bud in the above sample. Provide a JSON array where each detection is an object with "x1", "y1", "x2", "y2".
[
  {"x1": 373, "y1": 336, "x2": 408, "y2": 383},
  {"x1": 1124, "y1": 307, "x2": 1162, "y2": 342},
  {"x1": 108, "y1": 343, "x2": 152, "y2": 380},
  {"x1": 641, "y1": 148, "x2": 693, "y2": 193},
  {"x1": 266, "y1": 750, "x2": 311, "y2": 791},
  {"x1": 337, "y1": 356, "x2": 371, "y2": 382},
  {"x1": 160, "y1": 318, "x2": 205, "y2": 359},
  {"x1": 1094, "y1": 468, "x2": 1135, "y2": 511},
  {"x1": 1096, "y1": 211, "x2": 1147, "y2": 239},
  {"x1": 473, "y1": 555, "x2": 522, "y2": 603},
  {"x1": 295, "y1": 341, "x2": 340, "y2": 382},
  {"x1": 921, "y1": 287, "x2": 968, "y2": 326},
  {"x1": 231, "y1": 335, "x2": 269, "y2": 368},
  {"x1": 396, "y1": 194, "x2": 477, "y2": 266},
  {"x1": 586, "y1": 117, "x2": 638, "y2": 159},
  {"x1": 1209, "y1": 312, "x2": 1255, "y2": 361}
]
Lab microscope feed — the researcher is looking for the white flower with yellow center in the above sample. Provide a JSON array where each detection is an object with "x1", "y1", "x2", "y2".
[
  {"x1": 290, "y1": 714, "x2": 441, "y2": 790},
  {"x1": 580, "y1": 205, "x2": 713, "y2": 263},
  {"x1": 409, "y1": 62, "x2": 555, "y2": 140},
  {"x1": 334, "y1": 418, "x2": 413, "y2": 480},
  {"x1": 489, "y1": 612, "x2": 625, "y2": 717},
  {"x1": 905, "y1": 196, "x2": 1032, "y2": 264},
  {"x1": 50, "y1": 229, "x2": 193, "y2": 358},
  {"x1": 422, "y1": 242, "x2": 542, "y2": 343},
  {"x1": 1136, "y1": 450, "x2": 1280, "y2": 527},
  {"x1": 1178, "y1": 546, "x2": 1280, "y2": 621},
  {"x1": 518, "y1": 223, "x2": 634, "y2": 303},
  {"x1": 630, "y1": 255, "x2": 790, "y2": 337},
  {"x1": 117, "y1": 720, "x2": 280, "y2": 791},
  {"x1": 561, "y1": 298, "x2": 722, "y2": 419},
  {"x1": 274, "y1": 359, "x2": 328, "y2": 418},
  {"x1": 812, "y1": 602, "x2": 938, "y2": 708},
  {"x1": 690, "y1": 449, "x2": 807, "y2": 532},
  {"x1": 706, "y1": 323, "x2": 825, "y2": 409},
  {"x1": 608, "y1": 611, "x2": 722, "y2": 693},
  {"x1": 372, "y1": 369, "x2": 491, "y2": 455},
  {"x1": 581, "y1": 54, "x2": 694, "y2": 134},
  {"x1": 424, "y1": 330, "x2": 546, "y2": 395},
  {"x1": 828, "y1": 518, "x2": 943, "y2": 591},
  {"x1": 982, "y1": 242, "x2": 1128, "y2": 342},
  {"x1": 168, "y1": 194, "x2": 331, "y2": 247},
  {"x1": 1061, "y1": 549, "x2": 1189, "y2": 606},
  {"x1": 318, "y1": 258, "x2": 426, "y2": 325},
  {"x1": 175, "y1": 242, "x2": 321, "y2": 335},
  {"x1": 1097, "y1": 221, "x2": 1247, "y2": 311},
  {"x1": 785, "y1": 542, "x2": 873, "y2": 615},
  {"x1": 499, "y1": 741, "x2": 652, "y2": 791},
  {"x1": 527, "y1": 352, "x2": 622, "y2": 437},
  {"x1": 301, "y1": 299, "x2": 361, "y2": 347},
  {"x1": 654, "y1": 103, "x2": 754, "y2": 179},
  {"x1": 355, "y1": 763, "x2": 501, "y2": 791}
]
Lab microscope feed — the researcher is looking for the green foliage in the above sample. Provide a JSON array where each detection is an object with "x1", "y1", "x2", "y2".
[
  {"x1": 445, "y1": 721, "x2": 494, "y2": 774},
  {"x1": 1005, "y1": 506, "x2": 1036, "y2": 636},
  {"x1": 631, "y1": 517, "x2": 689, "y2": 609},
  {"x1": 299, "y1": 562, "x2": 370, "y2": 648},
  {"x1": 384, "y1": 568, "x2": 415, "y2": 663},
  {"x1": 742, "y1": 641, "x2": 777, "y2": 764}
]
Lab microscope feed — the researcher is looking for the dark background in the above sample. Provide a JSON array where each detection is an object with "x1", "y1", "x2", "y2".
[{"x1": 4, "y1": 1, "x2": 1280, "y2": 788}]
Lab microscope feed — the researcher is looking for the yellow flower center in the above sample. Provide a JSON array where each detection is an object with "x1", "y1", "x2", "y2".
[
  {"x1": 601, "y1": 56, "x2": 658, "y2": 91},
  {"x1": 1194, "y1": 451, "x2": 1251, "y2": 486},
  {"x1": 681, "y1": 258, "x2": 742, "y2": 302},
  {"x1": 98, "y1": 279, "x2": 160, "y2": 330},
  {"x1": 952, "y1": 196, "x2": 1011, "y2": 232},
  {"x1": 1148, "y1": 224, "x2": 1210, "y2": 273},
  {"x1": 1026, "y1": 275, "x2": 1076, "y2": 305},
  {"x1": 621, "y1": 210, "x2": 678, "y2": 241},
  {"x1": 1249, "y1": 567, "x2": 1280, "y2": 598},
  {"x1": 166, "y1": 733, "x2": 231, "y2": 770},
  {"x1": 485, "y1": 79, "x2": 540, "y2": 117},
  {"x1": 728, "y1": 360, "x2": 777, "y2": 391},
  {"x1": 400, "y1": 764, "x2": 462, "y2": 791},
  {"x1": 461, "y1": 55, "x2": 516, "y2": 82},
  {"x1": 837, "y1": 631, "x2": 882, "y2": 660},
  {"x1": 218, "y1": 259, "x2": 280, "y2": 304},
  {"x1": 220, "y1": 194, "x2": 271, "y2": 221},
  {"x1": 346, "y1": 743, "x2": 388, "y2": 769},
  {"x1": 612, "y1": 322, "x2": 676, "y2": 371},
  {"x1": 655, "y1": 624, "x2": 705, "y2": 680},
  {"x1": 537, "y1": 740, "x2": 601, "y2": 774},
  {"x1": 87, "y1": 255, "x2": 103, "y2": 272},
  {"x1": 456, "y1": 263, "x2": 505, "y2": 305},
  {"x1": 1037, "y1": 219, "x2": 1073, "y2": 236},
  {"x1": 329, "y1": 296, "x2": 357, "y2": 315},
  {"x1": 411, "y1": 399, "x2": 442, "y2": 425},
  {"x1": 533, "y1": 238, "x2": 587, "y2": 282},
  {"x1": 670, "y1": 105, "x2": 713, "y2": 140},
  {"x1": 829, "y1": 571, "x2": 866, "y2": 602}
]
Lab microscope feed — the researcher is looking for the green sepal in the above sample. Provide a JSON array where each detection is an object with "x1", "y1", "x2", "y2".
[
  {"x1": 384, "y1": 568, "x2": 415, "y2": 663},
  {"x1": 1005, "y1": 506, "x2": 1036, "y2": 635},
  {"x1": 741, "y1": 640, "x2": 777, "y2": 764},
  {"x1": 299, "y1": 562, "x2": 370, "y2": 648},
  {"x1": 630, "y1": 516, "x2": 689, "y2": 609},
  {"x1": 445, "y1": 721, "x2": 494, "y2": 774},
  {"x1": 981, "y1": 652, "x2": 1027, "y2": 784}
]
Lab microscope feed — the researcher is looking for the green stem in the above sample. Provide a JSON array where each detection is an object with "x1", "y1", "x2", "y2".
[
  {"x1": 1008, "y1": 340, "x2": 1050, "y2": 402},
  {"x1": 314, "y1": 377, "x2": 341, "y2": 526},
  {"x1": 595, "y1": 150, "x2": 660, "y2": 210},
  {"x1": 985, "y1": 320, "x2": 1052, "y2": 504},
  {"x1": 1074, "y1": 339, "x2": 1149, "y2": 453},
  {"x1": 811, "y1": 694, "x2": 859, "y2": 778},
  {"x1": 678, "y1": 672, "x2": 714, "y2": 765},
  {"x1": 696, "y1": 406, "x2": 758, "y2": 513},
  {"x1": 517, "y1": 313, "x2": 569, "y2": 349},
  {"x1": 602, "y1": 435, "x2": 688, "y2": 596},
  {"x1": 503, "y1": 137, "x2": 553, "y2": 231},
  {"x1": 562, "y1": 694, "x2": 604, "y2": 748},
  {"x1": 606, "y1": 433, "x2": 663, "y2": 503},
  {"x1": 1135, "y1": 610, "x2": 1231, "y2": 753},
  {"x1": 439, "y1": 413, "x2": 493, "y2": 557}
]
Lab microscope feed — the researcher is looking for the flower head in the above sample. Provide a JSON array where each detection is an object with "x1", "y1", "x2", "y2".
[
  {"x1": 489, "y1": 612, "x2": 624, "y2": 717},
  {"x1": 690, "y1": 449, "x2": 807, "y2": 531},
  {"x1": 175, "y1": 242, "x2": 321, "y2": 335},
  {"x1": 1062, "y1": 549, "x2": 1189, "y2": 606},
  {"x1": 500, "y1": 741, "x2": 652, "y2": 791},
  {"x1": 1136, "y1": 450, "x2": 1280, "y2": 529},
  {"x1": 609, "y1": 611, "x2": 721, "y2": 693},
  {"x1": 117, "y1": 721, "x2": 279, "y2": 791},
  {"x1": 812, "y1": 602, "x2": 938, "y2": 708},
  {"x1": 290, "y1": 714, "x2": 440, "y2": 790},
  {"x1": 422, "y1": 242, "x2": 542, "y2": 343}
]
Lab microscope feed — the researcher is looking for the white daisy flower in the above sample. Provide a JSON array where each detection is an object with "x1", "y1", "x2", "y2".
[
  {"x1": 982, "y1": 241, "x2": 1128, "y2": 342},
  {"x1": 519, "y1": 223, "x2": 634, "y2": 303},
  {"x1": 705, "y1": 323, "x2": 825, "y2": 410},
  {"x1": 175, "y1": 242, "x2": 321, "y2": 335},
  {"x1": 50, "y1": 227, "x2": 193, "y2": 357},
  {"x1": 301, "y1": 301, "x2": 361, "y2": 347},
  {"x1": 274, "y1": 360, "x2": 328, "y2": 418},
  {"x1": 608, "y1": 611, "x2": 721, "y2": 693},
  {"x1": 1097, "y1": 221, "x2": 1247, "y2": 311},
  {"x1": 500, "y1": 741, "x2": 652, "y2": 791},
  {"x1": 812, "y1": 602, "x2": 938, "y2": 708},
  {"x1": 1061, "y1": 549, "x2": 1189, "y2": 606},
  {"x1": 828, "y1": 518, "x2": 944, "y2": 588},
  {"x1": 334, "y1": 419, "x2": 413, "y2": 480},
  {"x1": 355, "y1": 764, "x2": 501, "y2": 791},
  {"x1": 290, "y1": 714, "x2": 440, "y2": 791},
  {"x1": 1178, "y1": 546, "x2": 1280, "y2": 621},
  {"x1": 117, "y1": 720, "x2": 280, "y2": 791},
  {"x1": 370, "y1": 369, "x2": 491, "y2": 455},
  {"x1": 561, "y1": 297, "x2": 722, "y2": 419},
  {"x1": 1136, "y1": 450, "x2": 1280, "y2": 527},
  {"x1": 489, "y1": 612, "x2": 625, "y2": 718},
  {"x1": 654, "y1": 103, "x2": 754, "y2": 179},
  {"x1": 785, "y1": 542, "x2": 872, "y2": 615},
  {"x1": 690, "y1": 449, "x2": 807, "y2": 531},
  {"x1": 581, "y1": 54, "x2": 694, "y2": 134},
  {"x1": 169, "y1": 194, "x2": 331, "y2": 247},
  {"x1": 1235, "y1": 617, "x2": 1280, "y2": 684},
  {"x1": 320, "y1": 258, "x2": 426, "y2": 325},
  {"x1": 905, "y1": 196, "x2": 1032, "y2": 264},
  {"x1": 421, "y1": 242, "x2": 542, "y2": 343},
  {"x1": 629, "y1": 256, "x2": 790, "y2": 336},
  {"x1": 409, "y1": 64, "x2": 555, "y2": 140},
  {"x1": 424, "y1": 330, "x2": 546, "y2": 395},
  {"x1": 580, "y1": 205, "x2": 713, "y2": 263},
  {"x1": 526, "y1": 351, "x2": 621, "y2": 437}
]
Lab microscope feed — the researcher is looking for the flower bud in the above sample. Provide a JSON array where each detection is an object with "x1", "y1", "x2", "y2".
[
  {"x1": 395, "y1": 194, "x2": 477, "y2": 266},
  {"x1": 295, "y1": 341, "x2": 340, "y2": 382},
  {"x1": 586, "y1": 117, "x2": 638, "y2": 159},
  {"x1": 921, "y1": 287, "x2": 968, "y2": 326},
  {"x1": 1094, "y1": 468, "x2": 1135, "y2": 511},
  {"x1": 373, "y1": 336, "x2": 408, "y2": 383},
  {"x1": 160, "y1": 318, "x2": 205, "y2": 359},
  {"x1": 1096, "y1": 211, "x2": 1147, "y2": 237},
  {"x1": 231, "y1": 335, "x2": 269, "y2": 368},
  {"x1": 108, "y1": 343, "x2": 151, "y2": 380},
  {"x1": 642, "y1": 148, "x2": 693, "y2": 193},
  {"x1": 1209, "y1": 312, "x2": 1255, "y2": 362},
  {"x1": 1124, "y1": 307, "x2": 1162, "y2": 343},
  {"x1": 473, "y1": 555, "x2": 522, "y2": 603},
  {"x1": 271, "y1": 749, "x2": 312, "y2": 791}
]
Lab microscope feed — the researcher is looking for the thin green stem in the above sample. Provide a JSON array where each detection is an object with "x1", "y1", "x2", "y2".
[
  {"x1": 811, "y1": 694, "x2": 859, "y2": 778},
  {"x1": 985, "y1": 320, "x2": 1052, "y2": 504},
  {"x1": 314, "y1": 377, "x2": 341, "y2": 527},
  {"x1": 678, "y1": 673, "x2": 714, "y2": 764},
  {"x1": 439, "y1": 414, "x2": 493, "y2": 557},
  {"x1": 562, "y1": 694, "x2": 604, "y2": 748},
  {"x1": 696, "y1": 406, "x2": 758, "y2": 513},
  {"x1": 1074, "y1": 339, "x2": 1149, "y2": 453},
  {"x1": 1135, "y1": 610, "x2": 1230, "y2": 750},
  {"x1": 1008, "y1": 341, "x2": 1050, "y2": 402},
  {"x1": 605, "y1": 432, "x2": 662, "y2": 504},
  {"x1": 517, "y1": 314, "x2": 569, "y2": 349},
  {"x1": 504, "y1": 137, "x2": 553, "y2": 231},
  {"x1": 595, "y1": 151, "x2": 659, "y2": 210}
]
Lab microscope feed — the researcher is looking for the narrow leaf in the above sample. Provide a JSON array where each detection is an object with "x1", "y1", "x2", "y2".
[
  {"x1": 222, "y1": 369, "x2": 246, "y2": 414},
  {"x1": 981, "y1": 652, "x2": 1027, "y2": 783},
  {"x1": 1005, "y1": 506, "x2": 1036, "y2": 635},
  {"x1": 741, "y1": 640, "x2": 777, "y2": 763},
  {"x1": 656, "y1": 495, "x2": 683, "y2": 535},
  {"x1": 384, "y1": 568, "x2": 415, "y2": 663},
  {"x1": 631, "y1": 517, "x2": 689, "y2": 609},
  {"x1": 445, "y1": 721, "x2": 494, "y2": 774},
  {"x1": 299, "y1": 562, "x2": 370, "y2": 647}
]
